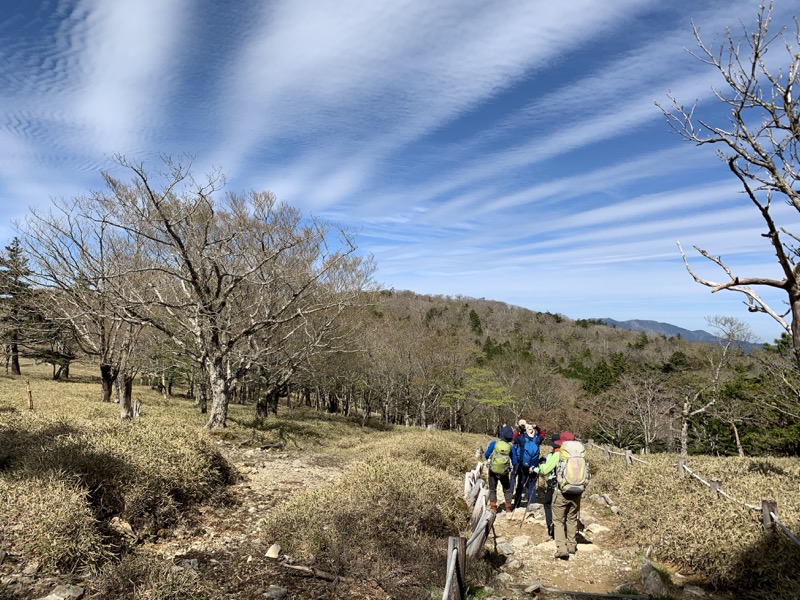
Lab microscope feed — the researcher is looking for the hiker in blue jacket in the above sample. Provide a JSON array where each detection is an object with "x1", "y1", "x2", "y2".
[
  {"x1": 512, "y1": 421, "x2": 543, "y2": 508},
  {"x1": 483, "y1": 425, "x2": 516, "y2": 513},
  {"x1": 509, "y1": 419, "x2": 525, "y2": 494}
]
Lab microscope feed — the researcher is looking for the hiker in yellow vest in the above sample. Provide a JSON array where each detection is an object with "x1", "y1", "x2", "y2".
[
  {"x1": 551, "y1": 431, "x2": 581, "y2": 559},
  {"x1": 533, "y1": 433, "x2": 561, "y2": 539}
]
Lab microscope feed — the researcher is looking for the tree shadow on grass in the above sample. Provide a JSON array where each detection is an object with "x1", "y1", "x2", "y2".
[
  {"x1": 0, "y1": 422, "x2": 133, "y2": 519},
  {"x1": 726, "y1": 527, "x2": 800, "y2": 599}
]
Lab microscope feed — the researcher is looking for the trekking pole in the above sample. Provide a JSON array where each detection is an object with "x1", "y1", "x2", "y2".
[
  {"x1": 511, "y1": 466, "x2": 521, "y2": 509},
  {"x1": 518, "y1": 472, "x2": 534, "y2": 528}
]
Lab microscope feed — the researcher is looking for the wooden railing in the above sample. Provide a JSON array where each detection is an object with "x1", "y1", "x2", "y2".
[
  {"x1": 441, "y1": 456, "x2": 496, "y2": 600},
  {"x1": 585, "y1": 440, "x2": 800, "y2": 550}
]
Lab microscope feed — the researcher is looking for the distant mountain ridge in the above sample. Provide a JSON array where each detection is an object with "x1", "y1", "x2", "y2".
[
  {"x1": 597, "y1": 318, "x2": 721, "y2": 343},
  {"x1": 595, "y1": 318, "x2": 766, "y2": 352}
]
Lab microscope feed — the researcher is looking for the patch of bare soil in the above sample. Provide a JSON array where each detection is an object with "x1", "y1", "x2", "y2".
[{"x1": 142, "y1": 440, "x2": 383, "y2": 599}]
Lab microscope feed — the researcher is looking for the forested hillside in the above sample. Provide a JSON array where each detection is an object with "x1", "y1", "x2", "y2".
[{"x1": 307, "y1": 290, "x2": 798, "y2": 457}]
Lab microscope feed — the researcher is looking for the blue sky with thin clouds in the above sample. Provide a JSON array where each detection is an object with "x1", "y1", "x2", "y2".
[{"x1": 1, "y1": 0, "x2": 795, "y2": 343}]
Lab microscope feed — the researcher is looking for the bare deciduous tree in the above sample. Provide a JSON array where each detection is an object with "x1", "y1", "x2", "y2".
[
  {"x1": 19, "y1": 196, "x2": 142, "y2": 407},
  {"x1": 661, "y1": 4, "x2": 800, "y2": 367},
  {"x1": 673, "y1": 316, "x2": 751, "y2": 455},
  {"x1": 96, "y1": 156, "x2": 374, "y2": 428}
]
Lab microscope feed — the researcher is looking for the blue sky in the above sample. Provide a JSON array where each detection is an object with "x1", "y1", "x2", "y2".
[{"x1": 1, "y1": 0, "x2": 795, "y2": 343}]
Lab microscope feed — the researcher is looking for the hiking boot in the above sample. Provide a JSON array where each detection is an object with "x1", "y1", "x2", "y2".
[
  {"x1": 504, "y1": 503, "x2": 513, "y2": 513},
  {"x1": 568, "y1": 546, "x2": 577, "y2": 555},
  {"x1": 554, "y1": 550, "x2": 569, "y2": 560},
  {"x1": 489, "y1": 501, "x2": 497, "y2": 512}
]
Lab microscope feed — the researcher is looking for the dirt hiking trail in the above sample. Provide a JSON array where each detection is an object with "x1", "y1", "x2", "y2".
[
  {"x1": 9, "y1": 440, "x2": 733, "y2": 599},
  {"x1": 149, "y1": 441, "x2": 733, "y2": 599}
]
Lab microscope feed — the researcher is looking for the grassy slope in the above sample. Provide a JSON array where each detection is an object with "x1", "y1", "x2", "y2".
[
  {"x1": 588, "y1": 447, "x2": 800, "y2": 599},
  {"x1": 2, "y1": 364, "x2": 798, "y2": 599}
]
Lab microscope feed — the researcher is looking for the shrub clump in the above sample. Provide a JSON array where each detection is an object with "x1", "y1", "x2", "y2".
[
  {"x1": 359, "y1": 429, "x2": 484, "y2": 477},
  {"x1": 260, "y1": 456, "x2": 466, "y2": 596},
  {"x1": 0, "y1": 476, "x2": 107, "y2": 572},
  {"x1": 0, "y1": 409, "x2": 236, "y2": 573},
  {"x1": 91, "y1": 553, "x2": 218, "y2": 599}
]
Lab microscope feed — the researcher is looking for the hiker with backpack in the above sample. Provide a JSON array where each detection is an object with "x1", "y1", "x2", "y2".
[
  {"x1": 509, "y1": 419, "x2": 525, "y2": 493},
  {"x1": 550, "y1": 431, "x2": 590, "y2": 560},
  {"x1": 511, "y1": 420, "x2": 543, "y2": 508},
  {"x1": 533, "y1": 432, "x2": 562, "y2": 539},
  {"x1": 483, "y1": 425, "x2": 516, "y2": 513}
]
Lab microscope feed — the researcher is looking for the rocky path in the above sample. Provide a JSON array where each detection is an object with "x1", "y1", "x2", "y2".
[
  {"x1": 486, "y1": 500, "x2": 639, "y2": 597},
  {"x1": 470, "y1": 493, "x2": 729, "y2": 600}
]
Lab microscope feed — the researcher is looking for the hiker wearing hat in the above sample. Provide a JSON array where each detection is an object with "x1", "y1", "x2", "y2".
[
  {"x1": 534, "y1": 433, "x2": 561, "y2": 539},
  {"x1": 483, "y1": 425, "x2": 516, "y2": 513},
  {"x1": 511, "y1": 419, "x2": 543, "y2": 509},
  {"x1": 547, "y1": 431, "x2": 587, "y2": 560}
]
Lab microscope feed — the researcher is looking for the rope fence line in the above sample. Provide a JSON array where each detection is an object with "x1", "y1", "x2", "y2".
[
  {"x1": 680, "y1": 463, "x2": 760, "y2": 511},
  {"x1": 590, "y1": 441, "x2": 648, "y2": 466},
  {"x1": 585, "y1": 440, "x2": 800, "y2": 550},
  {"x1": 772, "y1": 512, "x2": 800, "y2": 547}
]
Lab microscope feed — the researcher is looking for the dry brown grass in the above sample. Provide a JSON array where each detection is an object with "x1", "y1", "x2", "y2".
[
  {"x1": 259, "y1": 454, "x2": 470, "y2": 598},
  {"x1": 0, "y1": 362, "x2": 237, "y2": 576},
  {"x1": 90, "y1": 552, "x2": 219, "y2": 599},
  {"x1": 351, "y1": 428, "x2": 486, "y2": 476},
  {"x1": 586, "y1": 447, "x2": 800, "y2": 599},
  {"x1": 0, "y1": 476, "x2": 107, "y2": 573}
]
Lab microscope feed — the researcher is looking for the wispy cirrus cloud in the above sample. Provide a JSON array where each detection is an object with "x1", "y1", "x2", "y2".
[{"x1": 0, "y1": 0, "x2": 792, "y2": 341}]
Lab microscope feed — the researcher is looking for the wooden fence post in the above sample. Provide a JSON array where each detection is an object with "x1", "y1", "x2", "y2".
[
  {"x1": 466, "y1": 510, "x2": 496, "y2": 557},
  {"x1": 466, "y1": 479, "x2": 484, "y2": 508},
  {"x1": 26, "y1": 379, "x2": 33, "y2": 410},
  {"x1": 587, "y1": 439, "x2": 594, "y2": 447},
  {"x1": 445, "y1": 536, "x2": 466, "y2": 600},
  {"x1": 762, "y1": 500, "x2": 778, "y2": 532},
  {"x1": 624, "y1": 449, "x2": 632, "y2": 468},
  {"x1": 469, "y1": 490, "x2": 487, "y2": 532},
  {"x1": 463, "y1": 473, "x2": 474, "y2": 499},
  {"x1": 677, "y1": 457, "x2": 686, "y2": 476},
  {"x1": 603, "y1": 446, "x2": 610, "y2": 460}
]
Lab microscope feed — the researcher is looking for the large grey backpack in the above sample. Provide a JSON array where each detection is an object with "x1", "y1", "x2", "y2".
[{"x1": 556, "y1": 440, "x2": 589, "y2": 494}]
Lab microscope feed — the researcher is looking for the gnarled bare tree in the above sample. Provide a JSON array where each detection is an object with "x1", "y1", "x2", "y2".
[
  {"x1": 661, "y1": 4, "x2": 800, "y2": 368},
  {"x1": 96, "y1": 155, "x2": 374, "y2": 428}
]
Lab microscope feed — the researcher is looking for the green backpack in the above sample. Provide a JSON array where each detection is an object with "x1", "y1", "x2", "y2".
[{"x1": 489, "y1": 440, "x2": 512, "y2": 475}]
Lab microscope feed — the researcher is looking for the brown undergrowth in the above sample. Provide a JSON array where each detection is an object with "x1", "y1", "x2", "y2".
[
  {"x1": 3, "y1": 363, "x2": 798, "y2": 599},
  {"x1": 587, "y1": 447, "x2": 800, "y2": 600}
]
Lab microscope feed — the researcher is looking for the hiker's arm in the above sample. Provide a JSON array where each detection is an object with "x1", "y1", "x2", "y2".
[
  {"x1": 484, "y1": 441, "x2": 495, "y2": 460},
  {"x1": 536, "y1": 452, "x2": 559, "y2": 475}
]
